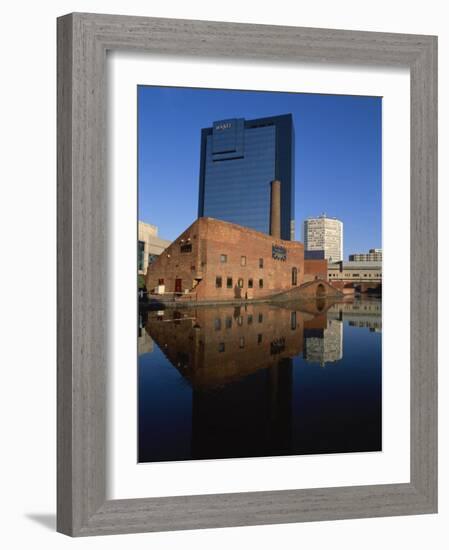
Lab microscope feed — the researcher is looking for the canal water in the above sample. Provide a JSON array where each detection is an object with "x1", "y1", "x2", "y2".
[{"x1": 138, "y1": 298, "x2": 382, "y2": 463}]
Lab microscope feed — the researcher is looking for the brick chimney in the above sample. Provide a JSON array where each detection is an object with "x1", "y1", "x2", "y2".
[{"x1": 270, "y1": 179, "x2": 281, "y2": 239}]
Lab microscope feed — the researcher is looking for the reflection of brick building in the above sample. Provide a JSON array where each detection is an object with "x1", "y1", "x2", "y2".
[
  {"x1": 144, "y1": 303, "x2": 305, "y2": 459},
  {"x1": 145, "y1": 304, "x2": 305, "y2": 389},
  {"x1": 141, "y1": 302, "x2": 340, "y2": 460},
  {"x1": 145, "y1": 217, "x2": 305, "y2": 302}
]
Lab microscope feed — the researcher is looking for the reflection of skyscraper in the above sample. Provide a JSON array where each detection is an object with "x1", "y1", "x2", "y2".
[
  {"x1": 304, "y1": 215, "x2": 343, "y2": 262},
  {"x1": 304, "y1": 319, "x2": 343, "y2": 366},
  {"x1": 191, "y1": 358, "x2": 293, "y2": 459},
  {"x1": 198, "y1": 115, "x2": 295, "y2": 240}
]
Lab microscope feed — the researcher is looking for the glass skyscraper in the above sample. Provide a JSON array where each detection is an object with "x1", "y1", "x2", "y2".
[{"x1": 198, "y1": 114, "x2": 295, "y2": 240}]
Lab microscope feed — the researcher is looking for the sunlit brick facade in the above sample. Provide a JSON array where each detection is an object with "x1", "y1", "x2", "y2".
[{"x1": 145, "y1": 217, "x2": 304, "y2": 301}]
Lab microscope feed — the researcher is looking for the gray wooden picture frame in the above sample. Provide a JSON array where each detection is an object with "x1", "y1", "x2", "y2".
[{"x1": 57, "y1": 12, "x2": 438, "y2": 537}]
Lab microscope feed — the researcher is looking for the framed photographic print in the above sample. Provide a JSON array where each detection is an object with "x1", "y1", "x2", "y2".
[{"x1": 57, "y1": 12, "x2": 437, "y2": 536}]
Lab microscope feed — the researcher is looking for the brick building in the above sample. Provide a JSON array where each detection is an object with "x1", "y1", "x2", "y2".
[
  {"x1": 303, "y1": 258, "x2": 328, "y2": 283},
  {"x1": 145, "y1": 216, "x2": 305, "y2": 302}
]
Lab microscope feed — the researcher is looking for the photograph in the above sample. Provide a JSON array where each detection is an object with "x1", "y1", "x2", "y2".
[
  {"x1": 0, "y1": 0, "x2": 440, "y2": 543},
  {"x1": 137, "y1": 86, "x2": 383, "y2": 463}
]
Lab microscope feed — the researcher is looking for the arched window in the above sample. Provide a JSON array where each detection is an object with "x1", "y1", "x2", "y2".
[{"x1": 292, "y1": 267, "x2": 298, "y2": 286}]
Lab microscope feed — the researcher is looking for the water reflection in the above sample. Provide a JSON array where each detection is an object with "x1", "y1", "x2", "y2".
[{"x1": 138, "y1": 298, "x2": 382, "y2": 462}]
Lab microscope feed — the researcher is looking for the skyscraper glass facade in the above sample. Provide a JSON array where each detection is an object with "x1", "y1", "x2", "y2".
[{"x1": 198, "y1": 115, "x2": 295, "y2": 240}]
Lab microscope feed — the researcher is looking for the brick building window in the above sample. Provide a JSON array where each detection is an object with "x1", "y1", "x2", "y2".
[
  {"x1": 259, "y1": 258, "x2": 264, "y2": 268},
  {"x1": 180, "y1": 243, "x2": 192, "y2": 253},
  {"x1": 238, "y1": 278, "x2": 244, "y2": 288},
  {"x1": 248, "y1": 278, "x2": 253, "y2": 288},
  {"x1": 218, "y1": 342, "x2": 225, "y2": 353},
  {"x1": 291, "y1": 311, "x2": 297, "y2": 330},
  {"x1": 214, "y1": 318, "x2": 221, "y2": 330},
  {"x1": 257, "y1": 334, "x2": 263, "y2": 344},
  {"x1": 158, "y1": 278, "x2": 164, "y2": 285},
  {"x1": 215, "y1": 276, "x2": 222, "y2": 288},
  {"x1": 220, "y1": 254, "x2": 227, "y2": 263},
  {"x1": 292, "y1": 267, "x2": 298, "y2": 286},
  {"x1": 259, "y1": 279, "x2": 264, "y2": 288},
  {"x1": 258, "y1": 313, "x2": 263, "y2": 323},
  {"x1": 240, "y1": 256, "x2": 246, "y2": 266},
  {"x1": 239, "y1": 337, "x2": 245, "y2": 348},
  {"x1": 225, "y1": 316, "x2": 232, "y2": 329},
  {"x1": 226, "y1": 277, "x2": 233, "y2": 288},
  {"x1": 248, "y1": 314, "x2": 253, "y2": 325}
]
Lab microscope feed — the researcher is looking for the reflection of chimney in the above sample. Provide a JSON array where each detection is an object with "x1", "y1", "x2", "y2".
[{"x1": 270, "y1": 179, "x2": 281, "y2": 239}]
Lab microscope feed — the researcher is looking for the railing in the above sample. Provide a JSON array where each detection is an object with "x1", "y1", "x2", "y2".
[{"x1": 174, "y1": 291, "x2": 198, "y2": 302}]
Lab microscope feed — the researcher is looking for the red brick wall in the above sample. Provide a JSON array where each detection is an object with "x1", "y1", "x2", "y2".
[
  {"x1": 303, "y1": 259, "x2": 328, "y2": 283},
  {"x1": 145, "y1": 218, "x2": 203, "y2": 294},
  {"x1": 146, "y1": 217, "x2": 305, "y2": 301}
]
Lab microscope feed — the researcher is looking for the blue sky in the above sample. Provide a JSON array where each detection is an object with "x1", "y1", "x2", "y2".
[{"x1": 138, "y1": 86, "x2": 381, "y2": 260}]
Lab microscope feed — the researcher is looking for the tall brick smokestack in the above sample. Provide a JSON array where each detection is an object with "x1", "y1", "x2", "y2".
[{"x1": 270, "y1": 179, "x2": 281, "y2": 239}]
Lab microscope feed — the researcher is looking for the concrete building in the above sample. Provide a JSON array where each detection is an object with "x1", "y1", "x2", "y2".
[
  {"x1": 328, "y1": 261, "x2": 382, "y2": 294},
  {"x1": 138, "y1": 221, "x2": 171, "y2": 275},
  {"x1": 349, "y1": 248, "x2": 382, "y2": 262},
  {"x1": 303, "y1": 215, "x2": 343, "y2": 262},
  {"x1": 198, "y1": 115, "x2": 295, "y2": 240},
  {"x1": 327, "y1": 261, "x2": 382, "y2": 282}
]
